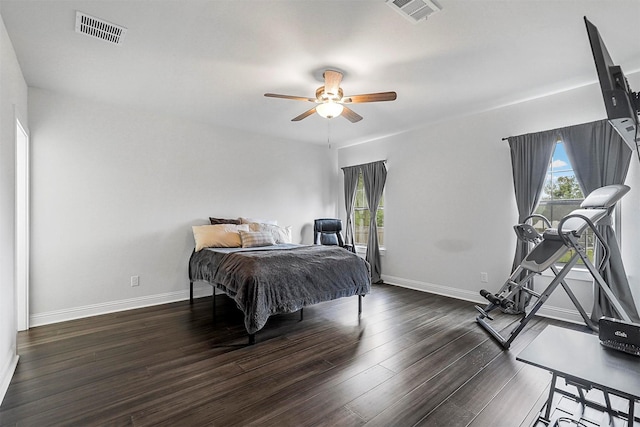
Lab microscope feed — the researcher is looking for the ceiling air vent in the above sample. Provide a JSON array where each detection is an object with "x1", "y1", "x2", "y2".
[
  {"x1": 75, "y1": 11, "x2": 127, "y2": 45},
  {"x1": 386, "y1": 0, "x2": 441, "y2": 23}
]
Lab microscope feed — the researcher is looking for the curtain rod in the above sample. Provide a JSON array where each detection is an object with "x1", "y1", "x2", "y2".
[
  {"x1": 341, "y1": 159, "x2": 387, "y2": 170},
  {"x1": 502, "y1": 119, "x2": 610, "y2": 142}
]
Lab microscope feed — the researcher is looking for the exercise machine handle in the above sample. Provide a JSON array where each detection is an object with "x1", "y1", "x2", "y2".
[
  {"x1": 557, "y1": 213, "x2": 610, "y2": 270},
  {"x1": 522, "y1": 213, "x2": 552, "y2": 229}
]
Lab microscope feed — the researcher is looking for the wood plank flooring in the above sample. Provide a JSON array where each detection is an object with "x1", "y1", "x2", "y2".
[{"x1": 0, "y1": 283, "x2": 589, "y2": 426}]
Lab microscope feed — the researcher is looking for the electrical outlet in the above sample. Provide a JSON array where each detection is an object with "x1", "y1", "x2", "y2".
[
  {"x1": 131, "y1": 275, "x2": 139, "y2": 287},
  {"x1": 480, "y1": 272, "x2": 488, "y2": 283}
]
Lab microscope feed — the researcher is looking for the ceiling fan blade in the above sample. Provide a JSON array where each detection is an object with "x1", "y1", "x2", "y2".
[
  {"x1": 265, "y1": 93, "x2": 316, "y2": 102},
  {"x1": 323, "y1": 70, "x2": 343, "y2": 97},
  {"x1": 292, "y1": 107, "x2": 317, "y2": 121},
  {"x1": 341, "y1": 106, "x2": 363, "y2": 123},
  {"x1": 342, "y1": 91, "x2": 397, "y2": 103}
]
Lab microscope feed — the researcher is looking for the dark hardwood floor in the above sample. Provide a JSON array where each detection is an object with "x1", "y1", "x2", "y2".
[{"x1": 0, "y1": 283, "x2": 586, "y2": 426}]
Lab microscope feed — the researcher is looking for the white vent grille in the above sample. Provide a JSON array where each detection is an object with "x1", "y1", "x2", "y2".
[
  {"x1": 75, "y1": 11, "x2": 127, "y2": 45},
  {"x1": 386, "y1": 0, "x2": 441, "y2": 23}
]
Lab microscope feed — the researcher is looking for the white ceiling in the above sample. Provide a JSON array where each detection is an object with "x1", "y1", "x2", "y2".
[{"x1": 2, "y1": 0, "x2": 639, "y2": 147}]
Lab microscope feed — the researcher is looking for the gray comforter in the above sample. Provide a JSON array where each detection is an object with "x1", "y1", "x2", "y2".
[{"x1": 189, "y1": 244, "x2": 371, "y2": 334}]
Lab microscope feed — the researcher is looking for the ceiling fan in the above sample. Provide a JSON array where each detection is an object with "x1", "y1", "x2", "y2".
[{"x1": 264, "y1": 70, "x2": 397, "y2": 123}]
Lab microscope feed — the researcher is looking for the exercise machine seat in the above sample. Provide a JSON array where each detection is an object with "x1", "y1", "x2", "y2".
[{"x1": 519, "y1": 185, "x2": 629, "y2": 274}]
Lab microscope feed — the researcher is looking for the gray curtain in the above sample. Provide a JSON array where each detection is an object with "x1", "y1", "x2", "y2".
[
  {"x1": 362, "y1": 161, "x2": 387, "y2": 284},
  {"x1": 508, "y1": 131, "x2": 557, "y2": 312},
  {"x1": 342, "y1": 165, "x2": 360, "y2": 248},
  {"x1": 561, "y1": 120, "x2": 640, "y2": 322}
]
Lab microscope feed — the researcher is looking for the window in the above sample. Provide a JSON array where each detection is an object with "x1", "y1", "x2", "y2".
[
  {"x1": 353, "y1": 170, "x2": 384, "y2": 248},
  {"x1": 533, "y1": 141, "x2": 593, "y2": 264}
]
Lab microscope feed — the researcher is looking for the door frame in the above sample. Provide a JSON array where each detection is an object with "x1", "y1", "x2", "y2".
[{"x1": 15, "y1": 114, "x2": 29, "y2": 331}]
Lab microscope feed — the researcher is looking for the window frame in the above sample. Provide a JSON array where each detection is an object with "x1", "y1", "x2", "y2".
[
  {"x1": 534, "y1": 141, "x2": 597, "y2": 279},
  {"x1": 352, "y1": 170, "x2": 385, "y2": 252}
]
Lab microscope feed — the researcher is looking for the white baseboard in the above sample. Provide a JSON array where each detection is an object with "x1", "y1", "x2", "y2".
[
  {"x1": 0, "y1": 349, "x2": 19, "y2": 406},
  {"x1": 381, "y1": 274, "x2": 589, "y2": 326},
  {"x1": 29, "y1": 285, "x2": 214, "y2": 328},
  {"x1": 28, "y1": 275, "x2": 590, "y2": 329}
]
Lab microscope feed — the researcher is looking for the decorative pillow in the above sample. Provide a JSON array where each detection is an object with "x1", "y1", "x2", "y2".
[
  {"x1": 239, "y1": 231, "x2": 275, "y2": 248},
  {"x1": 209, "y1": 217, "x2": 241, "y2": 225},
  {"x1": 273, "y1": 225, "x2": 293, "y2": 244},
  {"x1": 248, "y1": 223, "x2": 292, "y2": 244},
  {"x1": 239, "y1": 217, "x2": 278, "y2": 225},
  {"x1": 319, "y1": 232, "x2": 339, "y2": 246},
  {"x1": 192, "y1": 224, "x2": 249, "y2": 251}
]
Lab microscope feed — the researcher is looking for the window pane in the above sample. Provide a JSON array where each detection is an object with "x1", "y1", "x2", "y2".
[
  {"x1": 355, "y1": 188, "x2": 364, "y2": 208},
  {"x1": 376, "y1": 208, "x2": 384, "y2": 228},
  {"x1": 540, "y1": 142, "x2": 583, "y2": 201},
  {"x1": 355, "y1": 172, "x2": 366, "y2": 208},
  {"x1": 534, "y1": 142, "x2": 591, "y2": 264},
  {"x1": 354, "y1": 209, "x2": 369, "y2": 245},
  {"x1": 352, "y1": 171, "x2": 384, "y2": 247}
]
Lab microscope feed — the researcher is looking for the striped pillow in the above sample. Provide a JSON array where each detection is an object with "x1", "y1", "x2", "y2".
[{"x1": 239, "y1": 231, "x2": 275, "y2": 248}]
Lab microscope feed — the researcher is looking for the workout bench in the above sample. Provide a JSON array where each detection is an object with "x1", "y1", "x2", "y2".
[{"x1": 476, "y1": 184, "x2": 634, "y2": 349}]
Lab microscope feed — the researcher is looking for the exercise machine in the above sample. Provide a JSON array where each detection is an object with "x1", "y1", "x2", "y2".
[{"x1": 476, "y1": 184, "x2": 633, "y2": 349}]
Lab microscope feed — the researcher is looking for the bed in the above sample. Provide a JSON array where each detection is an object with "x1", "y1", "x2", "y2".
[{"x1": 188, "y1": 223, "x2": 371, "y2": 344}]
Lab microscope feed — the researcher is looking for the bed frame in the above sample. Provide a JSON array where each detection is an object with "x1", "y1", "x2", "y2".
[
  {"x1": 188, "y1": 244, "x2": 370, "y2": 345},
  {"x1": 189, "y1": 281, "x2": 363, "y2": 345}
]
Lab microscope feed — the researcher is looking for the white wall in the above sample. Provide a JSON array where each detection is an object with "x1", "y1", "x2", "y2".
[
  {"x1": 622, "y1": 147, "x2": 640, "y2": 298},
  {"x1": 338, "y1": 72, "x2": 640, "y2": 323},
  {"x1": 27, "y1": 87, "x2": 338, "y2": 324},
  {"x1": 0, "y1": 13, "x2": 28, "y2": 404}
]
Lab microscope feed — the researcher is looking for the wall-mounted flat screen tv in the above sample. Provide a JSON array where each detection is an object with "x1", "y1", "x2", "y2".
[{"x1": 585, "y1": 16, "x2": 639, "y2": 151}]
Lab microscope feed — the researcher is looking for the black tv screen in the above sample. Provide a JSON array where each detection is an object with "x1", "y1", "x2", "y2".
[{"x1": 584, "y1": 17, "x2": 639, "y2": 151}]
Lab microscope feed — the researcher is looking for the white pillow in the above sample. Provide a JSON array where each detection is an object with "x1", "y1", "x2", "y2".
[
  {"x1": 192, "y1": 224, "x2": 250, "y2": 251},
  {"x1": 248, "y1": 223, "x2": 292, "y2": 244}
]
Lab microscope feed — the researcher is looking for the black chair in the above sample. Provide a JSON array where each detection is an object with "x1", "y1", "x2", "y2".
[{"x1": 313, "y1": 218, "x2": 354, "y2": 252}]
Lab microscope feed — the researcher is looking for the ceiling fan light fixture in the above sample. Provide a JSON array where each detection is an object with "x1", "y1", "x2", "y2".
[
  {"x1": 316, "y1": 86, "x2": 343, "y2": 102},
  {"x1": 316, "y1": 101, "x2": 344, "y2": 119},
  {"x1": 265, "y1": 69, "x2": 395, "y2": 122}
]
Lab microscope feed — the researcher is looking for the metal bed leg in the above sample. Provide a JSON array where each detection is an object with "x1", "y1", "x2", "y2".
[
  {"x1": 300, "y1": 308, "x2": 304, "y2": 321},
  {"x1": 212, "y1": 289, "x2": 216, "y2": 323},
  {"x1": 248, "y1": 334, "x2": 255, "y2": 345},
  {"x1": 189, "y1": 281, "x2": 193, "y2": 304},
  {"x1": 358, "y1": 295, "x2": 362, "y2": 315}
]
